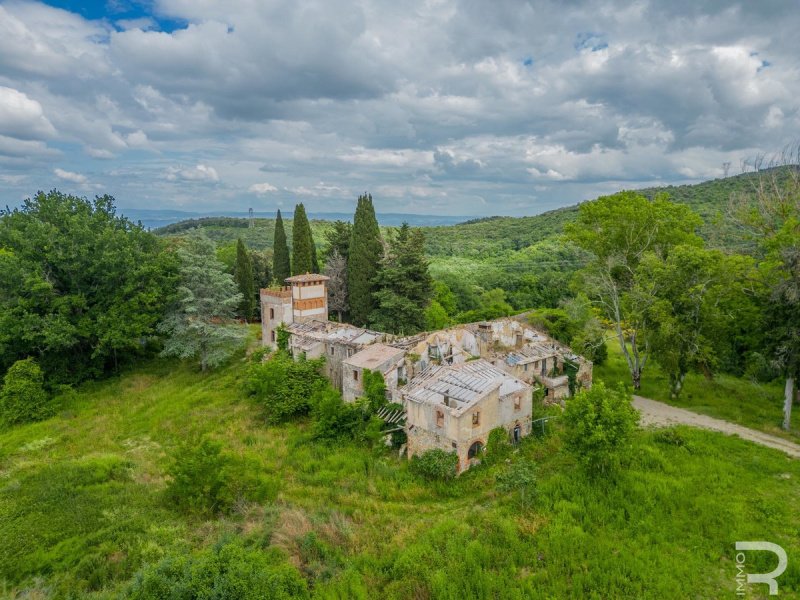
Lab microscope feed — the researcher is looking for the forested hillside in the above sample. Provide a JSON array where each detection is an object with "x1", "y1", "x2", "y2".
[{"x1": 154, "y1": 170, "x2": 782, "y2": 319}]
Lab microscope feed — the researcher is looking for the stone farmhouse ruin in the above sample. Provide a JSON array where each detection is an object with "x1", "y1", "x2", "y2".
[{"x1": 261, "y1": 273, "x2": 592, "y2": 473}]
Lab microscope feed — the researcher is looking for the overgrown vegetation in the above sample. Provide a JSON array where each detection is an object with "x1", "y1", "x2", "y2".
[
  {"x1": 0, "y1": 355, "x2": 797, "y2": 597},
  {"x1": 0, "y1": 191, "x2": 177, "y2": 384},
  {"x1": 562, "y1": 382, "x2": 639, "y2": 476}
]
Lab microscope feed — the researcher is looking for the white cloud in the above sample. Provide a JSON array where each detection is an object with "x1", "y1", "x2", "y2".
[
  {"x1": 125, "y1": 130, "x2": 149, "y2": 148},
  {"x1": 248, "y1": 182, "x2": 278, "y2": 194},
  {"x1": 54, "y1": 168, "x2": 87, "y2": 183},
  {"x1": 0, "y1": 1, "x2": 799, "y2": 214},
  {"x1": 165, "y1": 164, "x2": 219, "y2": 182},
  {"x1": 0, "y1": 86, "x2": 56, "y2": 140},
  {"x1": 115, "y1": 17, "x2": 157, "y2": 31}
]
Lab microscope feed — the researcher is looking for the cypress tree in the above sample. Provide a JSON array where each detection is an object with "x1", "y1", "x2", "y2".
[
  {"x1": 272, "y1": 209, "x2": 291, "y2": 284},
  {"x1": 234, "y1": 238, "x2": 255, "y2": 320},
  {"x1": 292, "y1": 203, "x2": 317, "y2": 275},
  {"x1": 348, "y1": 193, "x2": 382, "y2": 326}
]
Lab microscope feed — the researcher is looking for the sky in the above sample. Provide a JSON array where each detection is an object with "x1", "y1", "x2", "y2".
[{"x1": 0, "y1": 0, "x2": 798, "y2": 217}]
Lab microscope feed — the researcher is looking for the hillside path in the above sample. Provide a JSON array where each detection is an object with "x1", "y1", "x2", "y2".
[{"x1": 632, "y1": 395, "x2": 800, "y2": 459}]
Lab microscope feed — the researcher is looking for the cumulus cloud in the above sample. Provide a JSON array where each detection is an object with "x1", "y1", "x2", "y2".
[
  {"x1": 0, "y1": 86, "x2": 56, "y2": 140},
  {"x1": 165, "y1": 164, "x2": 219, "y2": 182},
  {"x1": 0, "y1": 0, "x2": 799, "y2": 214},
  {"x1": 248, "y1": 182, "x2": 278, "y2": 194},
  {"x1": 54, "y1": 168, "x2": 87, "y2": 183}
]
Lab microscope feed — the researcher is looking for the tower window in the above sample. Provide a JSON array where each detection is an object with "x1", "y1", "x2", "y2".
[
  {"x1": 269, "y1": 308, "x2": 275, "y2": 319},
  {"x1": 472, "y1": 411, "x2": 480, "y2": 426},
  {"x1": 353, "y1": 370, "x2": 358, "y2": 381},
  {"x1": 436, "y1": 410, "x2": 444, "y2": 428}
]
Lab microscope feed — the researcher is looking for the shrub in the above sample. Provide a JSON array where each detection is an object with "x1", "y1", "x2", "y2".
[
  {"x1": 496, "y1": 460, "x2": 538, "y2": 509},
  {"x1": 562, "y1": 382, "x2": 639, "y2": 477},
  {"x1": 0, "y1": 357, "x2": 51, "y2": 425},
  {"x1": 244, "y1": 351, "x2": 328, "y2": 424},
  {"x1": 126, "y1": 541, "x2": 308, "y2": 599},
  {"x1": 310, "y1": 388, "x2": 365, "y2": 443},
  {"x1": 410, "y1": 449, "x2": 458, "y2": 481},
  {"x1": 165, "y1": 437, "x2": 230, "y2": 516}
]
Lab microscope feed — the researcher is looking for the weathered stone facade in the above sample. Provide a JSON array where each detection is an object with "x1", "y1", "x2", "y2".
[
  {"x1": 260, "y1": 273, "x2": 329, "y2": 348},
  {"x1": 342, "y1": 343, "x2": 406, "y2": 402},
  {"x1": 260, "y1": 275, "x2": 593, "y2": 473},
  {"x1": 403, "y1": 359, "x2": 533, "y2": 472}
]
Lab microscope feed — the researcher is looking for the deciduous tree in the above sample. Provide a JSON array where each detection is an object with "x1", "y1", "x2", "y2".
[
  {"x1": 0, "y1": 357, "x2": 50, "y2": 425},
  {"x1": 324, "y1": 249, "x2": 348, "y2": 321},
  {"x1": 0, "y1": 191, "x2": 177, "y2": 384},
  {"x1": 562, "y1": 382, "x2": 639, "y2": 476},
  {"x1": 566, "y1": 192, "x2": 702, "y2": 389},
  {"x1": 730, "y1": 156, "x2": 800, "y2": 430}
]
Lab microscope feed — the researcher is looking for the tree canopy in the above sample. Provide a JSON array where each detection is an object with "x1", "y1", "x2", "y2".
[
  {"x1": 566, "y1": 191, "x2": 702, "y2": 389},
  {"x1": 0, "y1": 190, "x2": 177, "y2": 384}
]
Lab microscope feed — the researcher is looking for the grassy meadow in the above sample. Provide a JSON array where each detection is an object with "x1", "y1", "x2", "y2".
[
  {"x1": 594, "y1": 340, "x2": 800, "y2": 443},
  {"x1": 1, "y1": 332, "x2": 799, "y2": 598}
]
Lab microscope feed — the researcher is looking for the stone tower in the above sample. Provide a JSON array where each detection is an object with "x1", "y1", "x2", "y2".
[{"x1": 260, "y1": 273, "x2": 330, "y2": 346}]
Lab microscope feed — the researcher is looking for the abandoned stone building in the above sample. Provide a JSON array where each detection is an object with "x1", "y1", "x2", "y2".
[
  {"x1": 402, "y1": 359, "x2": 533, "y2": 473},
  {"x1": 260, "y1": 273, "x2": 593, "y2": 472}
]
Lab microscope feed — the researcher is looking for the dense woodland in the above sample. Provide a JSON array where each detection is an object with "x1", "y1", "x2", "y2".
[{"x1": 0, "y1": 166, "x2": 798, "y2": 597}]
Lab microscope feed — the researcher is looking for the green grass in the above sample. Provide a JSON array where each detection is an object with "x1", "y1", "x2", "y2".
[
  {"x1": 594, "y1": 339, "x2": 800, "y2": 442},
  {"x1": 1, "y1": 343, "x2": 799, "y2": 598}
]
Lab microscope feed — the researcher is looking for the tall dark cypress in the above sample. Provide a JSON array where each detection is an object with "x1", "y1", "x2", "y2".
[
  {"x1": 272, "y1": 209, "x2": 291, "y2": 284},
  {"x1": 292, "y1": 203, "x2": 316, "y2": 275},
  {"x1": 234, "y1": 238, "x2": 255, "y2": 320},
  {"x1": 348, "y1": 193, "x2": 382, "y2": 326}
]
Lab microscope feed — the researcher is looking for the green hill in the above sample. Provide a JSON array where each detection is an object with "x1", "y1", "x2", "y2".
[
  {"x1": 1, "y1": 339, "x2": 798, "y2": 597},
  {"x1": 154, "y1": 169, "x2": 787, "y2": 258},
  {"x1": 151, "y1": 170, "x2": 787, "y2": 314}
]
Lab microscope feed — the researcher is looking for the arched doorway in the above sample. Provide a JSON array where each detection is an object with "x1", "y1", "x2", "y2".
[{"x1": 468, "y1": 440, "x2": 483, "y2": 459}]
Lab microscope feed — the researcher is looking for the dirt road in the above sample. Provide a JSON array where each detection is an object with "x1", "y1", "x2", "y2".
[{"x1": 633, "y1": 395, "x2": 800, "y2": 459}]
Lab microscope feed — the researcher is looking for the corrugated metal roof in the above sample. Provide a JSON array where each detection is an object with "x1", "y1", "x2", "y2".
[{"x1": 403, "y1": 359, "x2": 528, "y2": 415}]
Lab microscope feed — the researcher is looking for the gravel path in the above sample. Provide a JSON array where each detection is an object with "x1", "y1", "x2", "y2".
[{"x1": 633, "y1": 395, "x2": 800, "y2": 459}]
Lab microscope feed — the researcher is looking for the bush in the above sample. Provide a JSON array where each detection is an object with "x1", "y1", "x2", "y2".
[
  {"x1": 0, "y1": 357, "x2": 51, "y2": 425},
  {"x1": 562, "y1": 382, "x2": 639, "y2": 477},
  {"x1": 126, "y1": 541, "x2": 308, "y2": 599},
  {"x1": 410, "y1": 449, "x2": 458, "y2": 481},
  {"x1": 496, "y1": 460, "x2": 538, "y2": 509},
  {"x1": 165, "y1": 437, "x2": 230, "y2": 516},
  {"x1": 244, "y1": 351, "x2": 328, "y2": 424},
  {"x1": 164, "y1": 437, "x2": 276, "y2": 516},
  {"x1": 310, "y1": 388, "x2": 365, "y2": 443}
]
